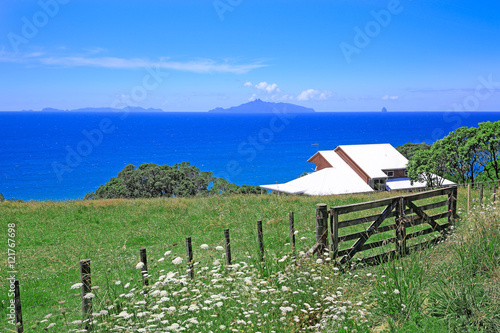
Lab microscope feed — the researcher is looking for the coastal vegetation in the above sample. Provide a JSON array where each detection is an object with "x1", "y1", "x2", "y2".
[
  {"x1": 395, "y1": 143, "x2": 431, "y2": 160},
  {"x1": 84, "y1": 162, "x2": 261, "y2": 200},
  {"x1": 403, "y1": 120, "x2": 500, "y2": 186},
  {"x1": 1, "y1": 188, "x2": 499, "y2": 332}
]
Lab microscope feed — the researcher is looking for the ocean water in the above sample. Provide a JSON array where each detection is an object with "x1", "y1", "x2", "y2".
[{"x1": 1, "y1": 111, "x2": 500, "y2": 201}]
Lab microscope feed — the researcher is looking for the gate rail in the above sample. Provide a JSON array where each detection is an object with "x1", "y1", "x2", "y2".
[{"x1": 330, "y1": 186, "x2": 458, "y2": 264}]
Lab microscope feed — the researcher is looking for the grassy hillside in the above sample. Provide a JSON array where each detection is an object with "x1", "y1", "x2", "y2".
[{"x1": 1, "y1": 188, "x2": 499, "y2": 332}]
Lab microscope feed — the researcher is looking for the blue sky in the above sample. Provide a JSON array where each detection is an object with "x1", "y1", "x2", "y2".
[{"x1": 1, "y1": 0, "x2": 499, "y2": 111}]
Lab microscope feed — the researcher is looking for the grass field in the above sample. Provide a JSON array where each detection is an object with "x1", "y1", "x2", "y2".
[{"x1": 1, "y1": 187, "x2": 499, "y2": 332}]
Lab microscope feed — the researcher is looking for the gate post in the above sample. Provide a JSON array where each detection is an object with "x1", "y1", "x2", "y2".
[
  {"x1": 395, "y1": 197, "x2": 407, "y2": 257},
  {"x1": 448, "y1": 186, "x2": 458, "y2": 221},
  {"x1": 316, "y1": 203, "x2": 329, "y2": 257},
  {"x1": 330, "y1": 208, "x2": 339, "y2": 262}
]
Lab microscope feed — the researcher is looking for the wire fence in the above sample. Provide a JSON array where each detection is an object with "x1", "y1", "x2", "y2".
[
  {"x1": 3, "y1": 184, "x2": 492, "y2": 332},
  {"x1": 1, "y1": 207, "x2": 320, "y2": 332}
]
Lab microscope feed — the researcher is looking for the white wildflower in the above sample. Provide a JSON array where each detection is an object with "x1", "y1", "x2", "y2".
[
  {"x1": 70, "y1": 283, "x2": 83, "y2": 289},
  {"x1": 83, "y1": 293, "x2": 95, "y2": 299},
  {"x1": 278, "y1": 255, "x2": 288, "y2": 263},
  {"x1": 136, "y1": 262, "x2": 145, "y2": 270},
  {"x1": 200, "y1": 244, "x2": 209, "y2": 250},
  {"x1": 172, "y1": 257, "x2": 183, "y2": 265}
]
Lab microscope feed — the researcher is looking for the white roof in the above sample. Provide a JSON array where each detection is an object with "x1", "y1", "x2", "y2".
[
  {"x1": 260, "y1": 153, "x2": 374, "y2": 196},
  {"x1": 386, "y1": 176, "x2": 455, "y2": 191},
  {"x1": 313, "y1": 150, "x2": 341, "y2": 168},
  {"x1": 337, "y1": 144, "x2": 408, "y2": 179}
]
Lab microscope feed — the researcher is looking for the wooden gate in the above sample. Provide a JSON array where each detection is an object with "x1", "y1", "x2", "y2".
[{"x1": 330, "y1": 186, "x2": 457, "y2": 264}]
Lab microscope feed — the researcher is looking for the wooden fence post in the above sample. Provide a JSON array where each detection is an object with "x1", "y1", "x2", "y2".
[
  {"x1": 452, "y1": 186, "x2": 458, "y2": 219},
  {"x1": 395, "y1": 197, "x2": 407, "y2": 257},
  {"x1": 139, "y1": 248, "x2": 148, "y2": 293},
  {"x1": 288, "y1": 212, "x2": 295, "y2": 251},
  {"x1": 257, "y1": 221, "x2": 264, "y2": 262},
  {"x1": 316, "y1": 203, "x2": 329, "y2": 257},
  {"x1": 14, "y1": 280, "x2": 23, "y2": 333},
  {"x1": 224, "y1": 229, "x2": 232, "y2": 266},
  {"x1": 186, "y1": 237, "x2": 194, "y2": 279},
  {"x1": 79, "y1": 259, "x2": 92, "y2": 330},
  {"x1": 480, "y1": 184, "x2": 484, "y2": 206},
  {"x1": 467, "y1": 183, "x2": 471, "y2": 214},
  {"x1": 448, "y1": 186, "x2": 457, "y2": 224},
  {"x1": 330, "y1": 208, "x2": 339, "y2": 262}
]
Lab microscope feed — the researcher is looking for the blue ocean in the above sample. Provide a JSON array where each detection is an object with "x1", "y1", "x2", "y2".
[{"x1": 1, "y1": 111, "x2": 500, "y2": 201}]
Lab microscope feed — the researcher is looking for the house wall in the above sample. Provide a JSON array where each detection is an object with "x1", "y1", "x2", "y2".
[
  {"x1": 334, "y1": 147, "x2": 371, "y2": 184},
  {"x1": 384, "y1": 169, "x2": 407, "y2": 178},
  {"x1": 308, "y1": 154, "x2": 333, "y2": 171}
]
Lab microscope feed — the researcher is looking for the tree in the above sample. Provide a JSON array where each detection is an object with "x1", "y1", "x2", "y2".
[
  {"x1": 86, "y1": 162, "x2": 261, "y2": 199},
  {"x1": 436, "y1": 126, "x2": 481, "y2": 184},
  {"x1": 406, "y1": 121, "x2": 500, "y2": 186},
  {"x1": 407, "y1": 148, "x2": 447, "y2": 188},
  {"x1": 396, "y1": 143, "x2": 431, "y2": 160},
  {"x1": 477, "y1": 121, "x2": 500, "y2": 181},
  {"x1": 95, "y1": 177, "x2": 128, "y2": 199},
  {"x1": 0, "y1": 193, "x2": 4, "y2": 202}
]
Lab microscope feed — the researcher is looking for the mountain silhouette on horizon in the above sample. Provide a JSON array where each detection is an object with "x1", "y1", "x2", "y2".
[
  {"x1": 39, "y1": 106, "x2": 164, "y2": 113},
  {"x1": 208, "y1": 99, "x2": 315, "y2": 114}
]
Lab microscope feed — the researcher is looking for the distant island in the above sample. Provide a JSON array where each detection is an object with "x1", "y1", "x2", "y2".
[
  {"x1": 208, "y1": 99, "x2": 315, "y2": 114},
  {"x1": 11, "y1": 101, "x2": 315, "y2": 113},
  {"x1": 39, "y1": 106, "x2": 164, "y2": 113}
]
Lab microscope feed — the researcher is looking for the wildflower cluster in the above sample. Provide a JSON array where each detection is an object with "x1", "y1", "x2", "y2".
[{"x1": 57, "y1": 252, "x2": 373, "y2": 332}]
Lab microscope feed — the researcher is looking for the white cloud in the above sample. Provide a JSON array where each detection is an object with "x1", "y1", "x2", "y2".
[
  {"x1": 297, "y1": 89, "x2": 332, "y2": 101},
  {"x1": 382, "y1": 94, "x2": 399, "y2": 100},
  {"x1": 0, "y1": 51, "x2": 266, "y2": 74},
  {"x1": 243, "y1": 81, "x2": 253, "y2": 87},
  {"x1": 249, "y1": 93, "x2": 258, "y2": 101},
  {"x1": 280, "y1": 94, "x2": 294, "y2": 101},
  {"x1": 255, "y1": 81, "x2": 280, "y2": 93}
]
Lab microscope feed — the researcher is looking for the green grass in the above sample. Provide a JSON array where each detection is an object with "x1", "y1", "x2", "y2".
[{"x1": 0, "y1": 188, "x2": 498, "y2": 332}]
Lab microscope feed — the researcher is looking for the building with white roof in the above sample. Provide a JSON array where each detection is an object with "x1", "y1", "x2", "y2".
[
  {"x1": 260, "y1": 153, "x2": 373, "y2": 195},
  {"x1": 260, "y1": 143, "x2": 454, "y2": 196}
]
